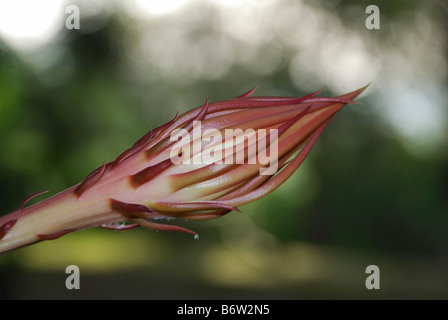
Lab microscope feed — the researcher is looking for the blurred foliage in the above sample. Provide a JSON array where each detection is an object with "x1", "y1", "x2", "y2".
[{"x1": 0, "y1": 0, "x2": 447, "y2": 299}]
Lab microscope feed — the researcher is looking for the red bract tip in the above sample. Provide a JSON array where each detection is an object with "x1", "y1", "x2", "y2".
[
  {"x1": 37, "y1": 229, "x2": 76, "y2": 241},
  {"x1": 18, "y1": 190, "x2": 49, "y2": 211},
  {"x1": 110, "y1": 199, "x2": 154, "y2": 219},
  {"x1": 0, "y1": 220, "x2": 17, "y2": 241},
  {"x1": 236, "y1": 86, "x2": 258, "y2": 98},
  {"x1": 74, "y1": 162, "x2": 108, "y2": 198},
  {"x1": 131, "y1": 158, "x2": 173, "y2": 188}
]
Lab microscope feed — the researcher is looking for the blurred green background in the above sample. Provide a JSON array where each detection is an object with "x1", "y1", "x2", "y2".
[{"x1": 0, "y1": 0, "x2": 447, "y2": 299}]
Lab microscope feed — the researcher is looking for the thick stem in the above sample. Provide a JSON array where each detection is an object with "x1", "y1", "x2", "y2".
[{"x1": 0, "y1": 187, "x2": 121, "y2": 254}]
